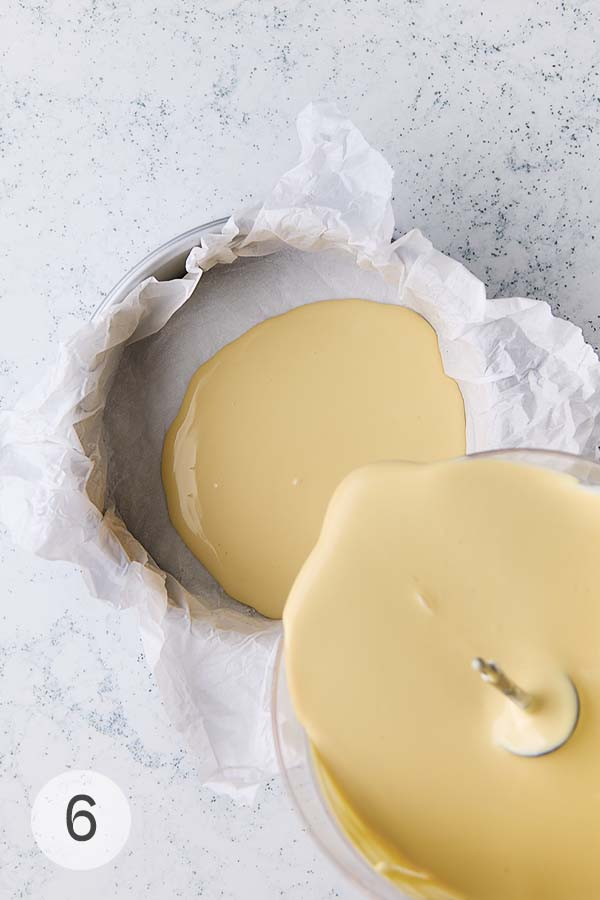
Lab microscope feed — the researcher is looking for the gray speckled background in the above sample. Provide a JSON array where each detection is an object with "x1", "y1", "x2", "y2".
[{"x1": 1, "y1": 1, "x2": 599, "y2": 898}]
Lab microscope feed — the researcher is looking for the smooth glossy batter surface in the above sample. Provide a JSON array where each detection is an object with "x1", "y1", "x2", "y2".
[
  {"x1": 162, "y1": 300, "x2": 465, "y2": 618},
  {"x1": 284, "y1": 459, "x2": 600, "y2": 900}
]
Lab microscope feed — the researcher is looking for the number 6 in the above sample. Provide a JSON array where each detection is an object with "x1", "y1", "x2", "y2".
[{"x1": 66, "y1": 794, "x2": 97, "y2": 842}]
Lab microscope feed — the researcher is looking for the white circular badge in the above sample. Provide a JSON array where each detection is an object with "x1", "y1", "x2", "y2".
[{"x1": 31, "y1": 771, "x2": 131, "y2": 870}]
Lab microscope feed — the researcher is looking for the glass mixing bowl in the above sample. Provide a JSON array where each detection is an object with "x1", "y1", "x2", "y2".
[{"x1": 271, "y1": 448, "x2": 600, "y2": 900}]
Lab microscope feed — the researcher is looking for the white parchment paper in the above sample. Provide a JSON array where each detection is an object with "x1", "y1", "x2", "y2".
[{"x1": 2, "y1": 102, "x2": 600, "y2": 799}]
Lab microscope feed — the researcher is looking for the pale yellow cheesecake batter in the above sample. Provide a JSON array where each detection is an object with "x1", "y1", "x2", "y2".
[
  {"x1": 162, "y1": 299, "x2": 465, "y2": 618},
  {"x1": 284, "y1": 458, "x2": 600, "y2": 900}
]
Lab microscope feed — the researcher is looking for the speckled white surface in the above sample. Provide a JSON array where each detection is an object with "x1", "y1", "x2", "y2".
[{"x1": 2, "y1": 1, "x2": 600, "y2": 898}]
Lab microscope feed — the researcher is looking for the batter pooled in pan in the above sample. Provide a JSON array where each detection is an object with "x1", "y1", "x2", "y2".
[{"x1": 162, "y1": 299, "x2": 465, "y2": 618}]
